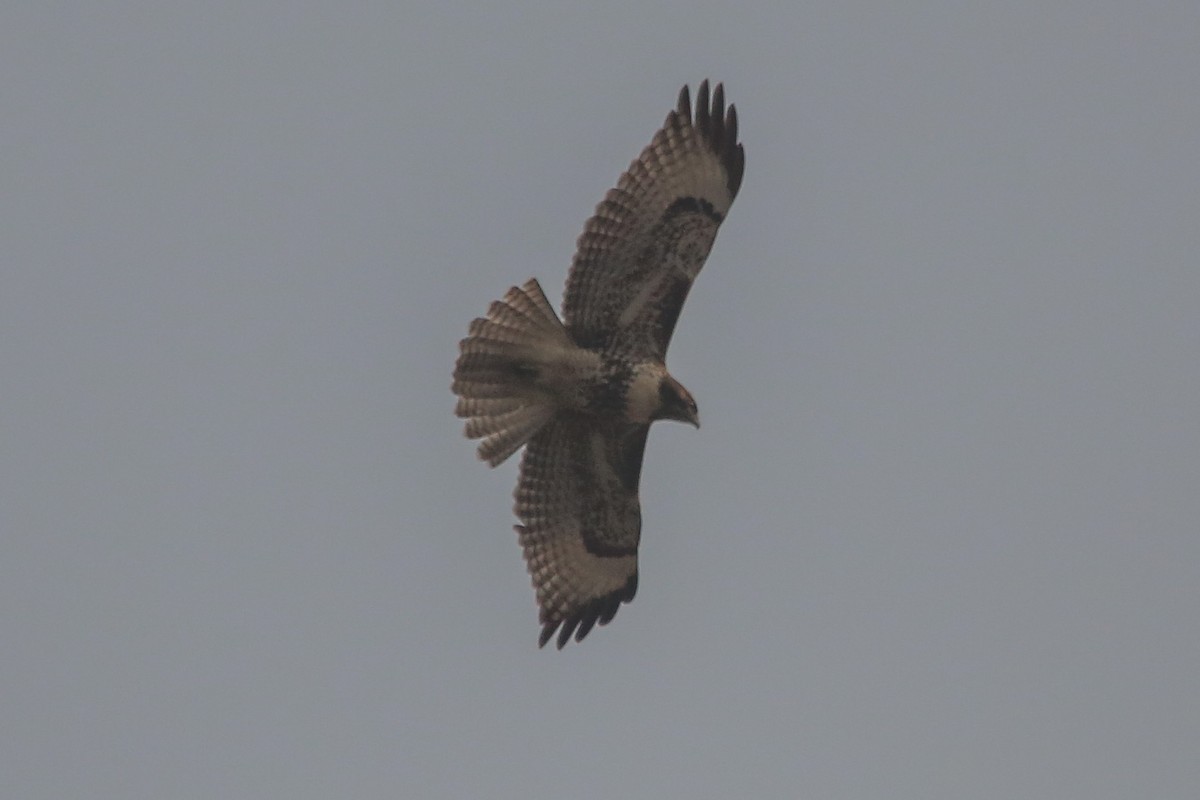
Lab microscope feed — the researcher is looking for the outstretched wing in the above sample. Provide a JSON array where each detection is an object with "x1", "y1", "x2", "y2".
[
  {"x1": 514, "y1": 415, "x2": 650, "y2": 649},
  {"x1": 562, "y1": 80, "x2": 745, "y2": 359}
]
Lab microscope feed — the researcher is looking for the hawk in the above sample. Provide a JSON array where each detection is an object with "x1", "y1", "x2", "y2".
[{"x1": 452, "y1": 81, "x2": 744, "y2": 648}]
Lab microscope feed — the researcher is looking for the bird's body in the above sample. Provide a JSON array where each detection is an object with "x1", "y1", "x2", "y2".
[{"x1": 452, "y1": 81, "x2": 744, "y2": 648}]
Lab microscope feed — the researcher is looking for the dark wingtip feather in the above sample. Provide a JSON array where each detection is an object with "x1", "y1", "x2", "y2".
[
  {"x1": 695, "y1": 80, "x2": 711, "y2": 133},
  {"x1": 538, "y1": 622, "x2": 555, "y2": 649},
  {"x1": 556, "y1": 618, "x2": 580, "y2": 649},
  {"x1": 676, "y1": 83, "x2": 691, "y2": 120},
  {"x1": 683, "y1": 80, "x2": 745, "y2": 200},
  {"x1": 728, "y1": 143, "x2": 745, "y2": 198},
  {"x1": 534, "y1": 574, "x2": 638, "y2": 650},
  {"x1": 574, "y1": 614, "x2": 599, "y2": 642},
  {"x1": 710, "y1": 83, "x2": 726, "y2": 152}
]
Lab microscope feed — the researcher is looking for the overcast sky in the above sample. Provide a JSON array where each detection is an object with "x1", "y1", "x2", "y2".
[{"x1": 4, "y1": 3, "x2": 1199, "y2": 798}]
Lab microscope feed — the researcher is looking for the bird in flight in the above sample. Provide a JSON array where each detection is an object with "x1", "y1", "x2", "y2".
[{"x1": 452, "y1": 81, "x2": 744, "y2": 648}]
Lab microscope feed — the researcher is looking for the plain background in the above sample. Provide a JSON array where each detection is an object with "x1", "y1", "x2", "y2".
[{"x1": 4, "y1": 3, "x2": 1198, "y2": 798}]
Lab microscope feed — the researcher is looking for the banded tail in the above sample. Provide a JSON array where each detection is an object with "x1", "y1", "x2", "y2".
[{"x1": 452, "y1": 279, "x2": 570, "y2": 466}]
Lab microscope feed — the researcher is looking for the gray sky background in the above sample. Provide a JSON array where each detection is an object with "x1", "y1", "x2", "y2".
[{"x1": 4, "y1": 3, "x2": 1198, "y2": 798}]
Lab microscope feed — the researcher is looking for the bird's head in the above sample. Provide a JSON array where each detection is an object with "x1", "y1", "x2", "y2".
[{"x1": 656, "y1": 375, "x2": 699, "y2": 428}]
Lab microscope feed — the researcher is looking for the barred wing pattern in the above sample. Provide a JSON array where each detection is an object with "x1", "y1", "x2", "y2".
[
  {"x1": 562, "y1": 80, "x2": 745, "y2": 359},
  {"x1": 515, "y1": 416, "x2": 649, "y2": 649}
]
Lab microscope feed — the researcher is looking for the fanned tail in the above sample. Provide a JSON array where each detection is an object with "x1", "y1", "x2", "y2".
[{"x1": 452, "y1": 279, "x2": 570, "y2": 466}]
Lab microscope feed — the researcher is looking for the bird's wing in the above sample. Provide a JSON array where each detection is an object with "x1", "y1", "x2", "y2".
[
  {"x1": 514, "y1": 415, "x2": 650, "y2": 649},
  {"x1": 562, "y1": 80, "x2": 744, "y2": 360}
]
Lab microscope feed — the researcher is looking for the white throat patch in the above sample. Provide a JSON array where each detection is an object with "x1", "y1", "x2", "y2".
[{"x1": 624, "y1": 364, "x2": 668, "y2": 423}]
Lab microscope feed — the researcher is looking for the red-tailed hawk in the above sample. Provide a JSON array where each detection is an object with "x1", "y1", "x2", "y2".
[{"x1": 452, "y1": 81, "x2": 744, "y2": 648}]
